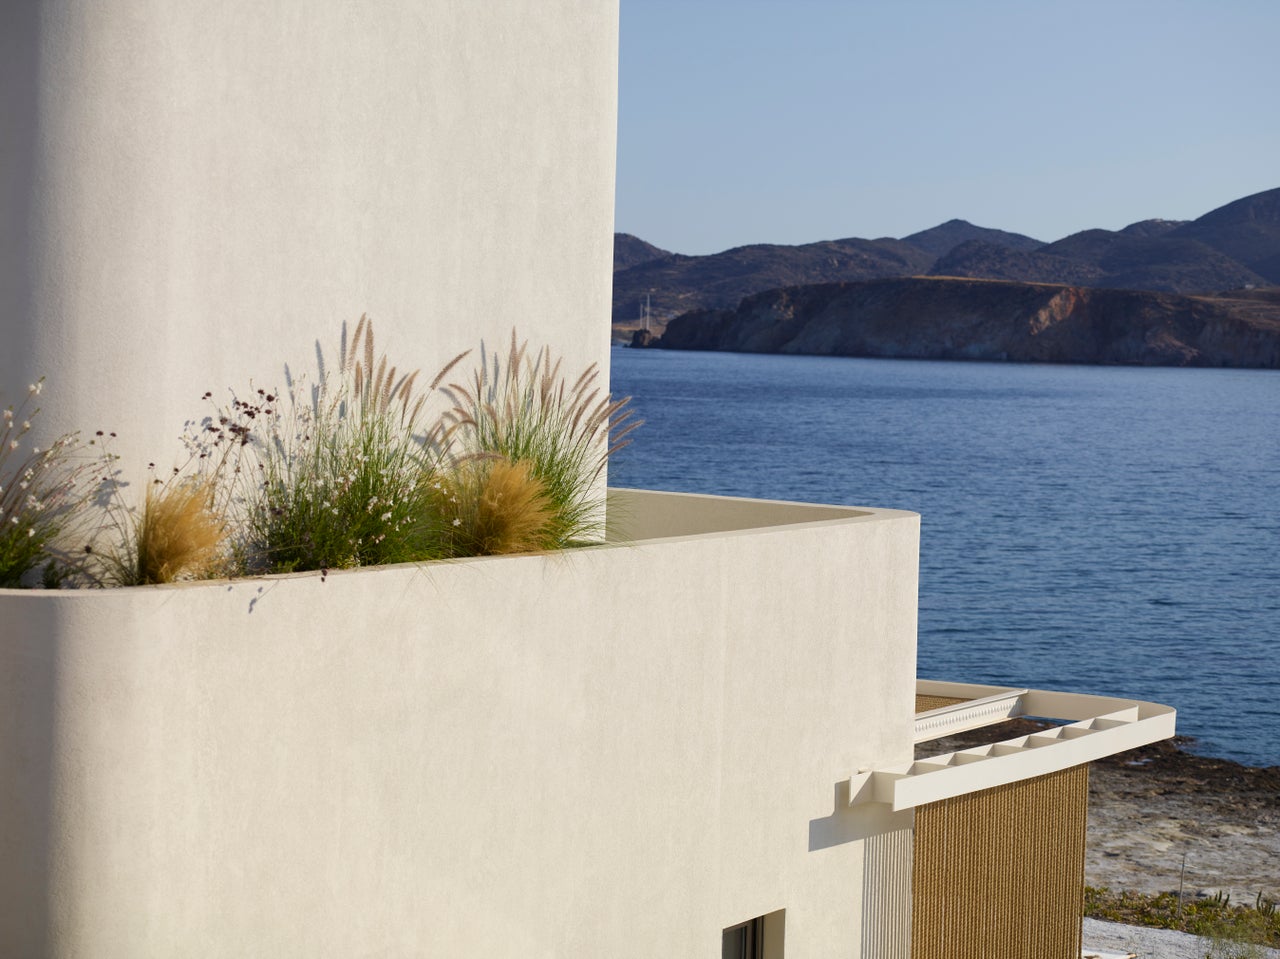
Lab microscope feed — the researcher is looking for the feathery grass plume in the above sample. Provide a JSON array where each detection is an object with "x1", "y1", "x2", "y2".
[
  {"x1": 98, "y1": 475, "x2": 228, "y2": 585},
  {"x1": 218, "y1": 316, "x2": 466, "y2": 573},
  {"x1": 438, "y1": 332, "x2": 640, "y2": 548},
  {"x1": 0, "y1": 379, "x2": 94, "y2": 587},
  {"x1": 137, "y1": 477, "x2": 226, "y2": 583},
  {"x1": 432, "y1": 455, "x2": 555, "y2": 556}
]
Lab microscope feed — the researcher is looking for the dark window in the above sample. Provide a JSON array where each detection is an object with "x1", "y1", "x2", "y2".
[{"x1": 722, "y1": 910, "x2": 784, "y2": 959}]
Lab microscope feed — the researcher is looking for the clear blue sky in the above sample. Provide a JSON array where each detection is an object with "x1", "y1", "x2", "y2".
[{"x1": 615, "y1": 0, "x2": 1280, "y2": 255}]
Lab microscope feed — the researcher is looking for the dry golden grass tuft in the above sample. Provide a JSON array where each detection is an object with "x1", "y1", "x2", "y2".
[
  {"x1": 439, "y1": 332, "x2": 638, "y2": 548},
  {"x1": 434, "y1": 456, "x2": 555, "y2": 557},
  {"x1": 129, "y1": 478, "x2": 227, "y2": 584}
]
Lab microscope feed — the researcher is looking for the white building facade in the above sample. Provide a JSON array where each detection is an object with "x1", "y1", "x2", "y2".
[{"x1": 0, "y1": 3, "x2": 1172, "y2": 957}]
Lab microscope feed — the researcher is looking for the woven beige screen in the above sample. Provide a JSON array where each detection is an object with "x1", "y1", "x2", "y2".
[
  {"x1": 914, "y1": 695, "x2": 968, "y2": 714},
  {"x1": 911, "y1": 764, "x2": 1089, "y2": 959}
]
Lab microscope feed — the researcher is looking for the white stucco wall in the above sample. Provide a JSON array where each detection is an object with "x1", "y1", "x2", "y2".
[
  {"x1": 0, "y1": 492, "x2": 921, "y2": 958},
  {"x1": 0, "y1": 5, "x2": 927, "y2": 956},
  {"x1": 0, "y1": 0, "x2": 617, "y2": 473}
]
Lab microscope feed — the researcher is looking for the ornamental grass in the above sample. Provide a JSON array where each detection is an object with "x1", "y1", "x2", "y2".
[
  {"x1": 0, "y1": 380, "x2": 93, "y2": 587},
  {"x1": 217, "y1": 316, "x2": 467, "y2": 573},
  {"x1": 431, "y1": 455, "x2": 555, "y2": 557},
  {"x1": 439, "y1": 332, "x2": 639, "y2": 548},
  {"x1": 97, "y1": 475, "x2": 228, "y2": 586},
  {"x1": 3, "y1": 320, "x2": 638, "y2": 585}
]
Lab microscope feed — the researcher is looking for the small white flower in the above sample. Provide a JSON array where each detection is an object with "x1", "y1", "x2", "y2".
[
  {"x1": 8, "y1": 440, "x2": 16, "y2": 450},
  {"x1": 22, "y1": 421, "x2": 30, "y2": 430},
  {"x1": 27, "y1": 528, "x2": 34, "y2": 537},
  {"x1": 380, "y1": 511, "x2": 392, "y2": 522},
  {"x1": 31, "y1": 447, "x2": 39, "y2": 455},
  {"x1": 29, "y1": 382, "x2": 41, "y2": 395},
  {"x1": 452, "y1": 517, "x2": 462, "y2": 527},
  {"x1": 9, "y1": 516, "x2": 17, "y2": 525}
]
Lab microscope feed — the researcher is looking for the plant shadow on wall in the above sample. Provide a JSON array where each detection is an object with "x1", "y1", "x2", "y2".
[
  {"x1": 0, "y1": 318, "x2": 638, "y2": 589},
  {"x1": 0, "y1": 379, "x2": 98, "y2": 587}
]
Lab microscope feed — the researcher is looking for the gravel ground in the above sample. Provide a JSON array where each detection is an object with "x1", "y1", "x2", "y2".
[
  {"x1": 1083, "y1": 918, "x2": 1280, "y2": 959},
  {"x1": 1086, "y1": 734, "x2": 1280, "y2": 903}
]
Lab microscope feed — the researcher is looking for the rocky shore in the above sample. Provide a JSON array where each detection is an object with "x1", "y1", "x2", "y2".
[
  {"x1": 923, "y1": 720, "x2": 1280, "y2": 901},
  {"x1": 1087, "y1": 733, "x2": 1280, "y2": 902},
  {"x1": 642, "y1": 277, "x2": 1280, "y2": 368}
]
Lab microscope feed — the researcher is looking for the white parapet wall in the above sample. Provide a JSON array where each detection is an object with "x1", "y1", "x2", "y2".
[
  {"x1": 0, "y1": 0, "x2": 618, "y2": 472},
  {"x1": 0, "y1": 490, "x2": 921, "y2": 958}
]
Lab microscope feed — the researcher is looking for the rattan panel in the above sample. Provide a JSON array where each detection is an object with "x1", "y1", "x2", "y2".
[
  {"x1": 911, "y1": 764, "x2": 1089, "y2": 959},
  {"x1": 914, "y1": 695, "x2": 968, "y2": 714}
]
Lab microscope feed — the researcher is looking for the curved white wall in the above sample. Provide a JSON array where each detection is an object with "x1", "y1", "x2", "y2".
[
  {"x1": 0, "y1": 492, "x2": 921, "y2": 957},
  {"x1": 0, "y1": 0, "x2": 617, "y2": 474}
]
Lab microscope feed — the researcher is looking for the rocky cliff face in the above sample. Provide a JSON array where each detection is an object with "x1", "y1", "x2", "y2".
[{"x1": 654, "y1": 277, "x2": 1280, "y2": 369}]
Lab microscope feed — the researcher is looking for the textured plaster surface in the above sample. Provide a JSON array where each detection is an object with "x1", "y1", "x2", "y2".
[
  {"x1": 0, "y1": 494, "x2": 921, "y2": 957},
  {"x1": 0, "y1": 3, "x2": 927, "y2": 955},
  {"x1": 0, "y1": 0, "x2": 617, "y2": 475}
]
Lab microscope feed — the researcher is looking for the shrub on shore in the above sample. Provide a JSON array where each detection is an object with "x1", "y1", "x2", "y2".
[{"x1": 1086, "y1": 886, "x2": 1280, "y2": 951}]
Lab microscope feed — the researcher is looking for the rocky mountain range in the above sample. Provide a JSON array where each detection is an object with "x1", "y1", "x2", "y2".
[
  {"x1": 617, "y1": 187, "x2": 1280, "y2": 367},
  {"x1": 613, "y1": 235, "x2": 933, "y2": 322}
]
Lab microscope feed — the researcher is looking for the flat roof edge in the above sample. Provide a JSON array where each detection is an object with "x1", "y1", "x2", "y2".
[{"x1": 851, "y1": 681, "x2": 1176, "y2": 811}]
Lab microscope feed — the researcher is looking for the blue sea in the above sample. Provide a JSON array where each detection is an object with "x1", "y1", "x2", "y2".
[{"x1": 608, "y1": 347, "x2": 1280, "y2": 768}]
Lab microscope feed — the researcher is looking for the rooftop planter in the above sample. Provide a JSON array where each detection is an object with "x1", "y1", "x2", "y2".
[{"x1": 0, "y1": 489, "x2": 921, "y2": 958}]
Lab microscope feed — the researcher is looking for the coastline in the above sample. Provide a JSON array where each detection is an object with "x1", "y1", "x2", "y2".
[
  {"x1": 1088, "y1": 731, "x2": 1280, "y2": 902},
  {"x1": 923, "y1": 720, "x2": 1280, "y2": 901}
]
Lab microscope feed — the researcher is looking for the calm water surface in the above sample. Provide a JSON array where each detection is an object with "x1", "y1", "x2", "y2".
[{"x1": 608, "y1": 347, "x2": 1280, "y2": 767}]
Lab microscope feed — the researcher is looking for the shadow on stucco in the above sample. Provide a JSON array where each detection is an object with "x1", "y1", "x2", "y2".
[
  {"x1": 809, "y1": 782, "x2": 914, "y2": 958},
  {"x1": 0, "y1": 597, "x2": 61, "y2": 954},
  {"x1": 0, "y1": 0, "x2": 43, "y2": 401},
  {"x1": 0, "y1": 1, "x2": 55, "y2": 953}
]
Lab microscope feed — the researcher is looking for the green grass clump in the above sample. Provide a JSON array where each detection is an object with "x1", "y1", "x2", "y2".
[
  {"x1": 5, "y1": 321, "x2": 641, "y2": 585},
  {"x1": 439, "y1": 333, "x2": 638, "y2": 548},
  {"x1": 1086, "y1": 886, "x2": 1280, "y2": 953},
  {"x1": 224, "y1": 316, "x2": 466, "y2": 574},
  {"x1": 0, "y1": 380, "x2": 92, "y2": 587}
]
